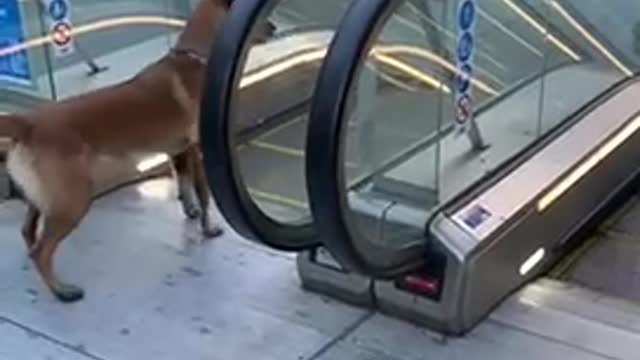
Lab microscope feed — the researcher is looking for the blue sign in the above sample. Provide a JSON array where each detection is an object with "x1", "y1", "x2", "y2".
[
  {"x1": 454, "y1": 0, "x2": 477, "y2": 134},
  {"x1": 455, "y1": 63, "x2": 472, "y2": 93},
  {"x1": 462, "y1": 204, "x2": 491, "y2": 229},
  {"x1": 0, "y1": 0, "x2": 32, "y2": 86},
  {"x1": 457, "y1": 32, "x2": 474, "y2": 63},
  {"x1": 458, "y1": 0, "x2": 476, "y2": 31},
  {"x1": 48, "y1": 0, "x2": 68, "y2": 22}
]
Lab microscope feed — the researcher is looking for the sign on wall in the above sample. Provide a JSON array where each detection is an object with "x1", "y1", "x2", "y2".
[
  {"x1": 454, "y1": 0, "x2": 477, "y2": 135},
  {"x1": 43, "y1": 0, "x2": 75, "y2": 57},
  {"x1": 0, "y1": 0, "x2": 33, "y2": 86}
]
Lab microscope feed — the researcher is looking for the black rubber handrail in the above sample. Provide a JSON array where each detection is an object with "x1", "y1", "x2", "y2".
[
  {"x1": 199, "y1": 0, "x2": 318, "y2": 250},
  {"x1": 306, "y1": 0, "x2": 426, "y2": 277}
]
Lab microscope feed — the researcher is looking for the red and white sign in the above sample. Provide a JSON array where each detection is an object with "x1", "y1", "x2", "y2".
[
  {"x1": 455, "y1": 94, "x2": 472, "y2": 125},
  {"x1": 42, "y1": 0, "x2": 74, "y2": 57},
  {"x1": 51, "y1": 21, "x2": 72, "y2": 46}
]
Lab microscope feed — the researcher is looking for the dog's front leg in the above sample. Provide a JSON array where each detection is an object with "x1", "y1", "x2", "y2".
[
  {"x1": 172, "y1": 149, "x2": 201, "y2": 219},
  {"x1": 189, "y1": 146, "x2": 223, "y2": 238}
]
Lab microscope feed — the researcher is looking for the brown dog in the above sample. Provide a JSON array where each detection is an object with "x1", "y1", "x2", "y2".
[{"x1": 0, "y1": 0, "x2": 230, "y2": 302}]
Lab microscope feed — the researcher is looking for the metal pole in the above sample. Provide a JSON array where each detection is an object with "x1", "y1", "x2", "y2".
[
  {"x1": 74, "y1": 42, "x2": 109, "y2": 76},
  {"x1": 35, "y1": 0, "x2": 58, "y2": 100},
  {"x1": 466, "y1": 117, "x2": 488, "y2": 150}
]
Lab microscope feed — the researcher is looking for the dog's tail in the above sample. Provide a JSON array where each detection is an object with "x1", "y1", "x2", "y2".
[{"x1": 0, "y1": 114, "x2": 30, "y2": 141}]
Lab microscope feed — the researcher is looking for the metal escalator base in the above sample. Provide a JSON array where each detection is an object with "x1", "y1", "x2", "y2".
[{"x1": 297, "y1": 249, "x2": 375, "y2": 307}]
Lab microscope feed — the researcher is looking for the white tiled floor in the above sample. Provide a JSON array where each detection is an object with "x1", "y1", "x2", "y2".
[{"x1": 0, "y1": 177, "x2": 627, "y2": 360}]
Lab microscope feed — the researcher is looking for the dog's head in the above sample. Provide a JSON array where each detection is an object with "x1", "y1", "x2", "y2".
[{"x1": 175, "y1": 0, "x2": 233, "y2": 59}]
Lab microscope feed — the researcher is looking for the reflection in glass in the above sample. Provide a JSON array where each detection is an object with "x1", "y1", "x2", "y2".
[
  {"x1": 0, "y1": 0, "x2": 190, "y2": 107},
  {"x1": 341, "y1": 1, "x2": 453, "y2": 250},
  {"x1": 231, "y1": 0, "x2": 351, "y2": 225}
]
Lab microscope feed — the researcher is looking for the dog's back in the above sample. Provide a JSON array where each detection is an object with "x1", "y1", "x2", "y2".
[{"x1": 25, "y1": 56, "x2": 202, "y2": 156}]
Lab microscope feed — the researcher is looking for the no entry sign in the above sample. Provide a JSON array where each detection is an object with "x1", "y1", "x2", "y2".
[{"x1": 43, "y1": 0, "x2": 74, "y2": 57}]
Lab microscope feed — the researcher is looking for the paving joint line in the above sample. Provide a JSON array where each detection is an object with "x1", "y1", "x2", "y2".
[
  {"x1": 306, "y1": 310, "x2": 376, "y2": 360},
  {"x1": 0, "y1": 315, "x2": 107, "y2": 360}
]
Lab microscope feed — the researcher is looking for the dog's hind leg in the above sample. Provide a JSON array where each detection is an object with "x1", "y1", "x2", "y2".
[
  {"x1": 33, "y1": 205, "x2": 89, "y2": 302},
  {"x1": 27, "y1": 149, "x2": 91, "y2": 303},
  {"x1": 33, "y1": 198, "x2": 90, "y2": 302},
  {"x1": 8, "y1": 144, "x2": 44, "y2": 253},
  {"x1": 172, "y1": 149, "x2": 201, "y2": 219},
  {"x1": 190, "y1": 146, "x2": 223, "y2": 238}
]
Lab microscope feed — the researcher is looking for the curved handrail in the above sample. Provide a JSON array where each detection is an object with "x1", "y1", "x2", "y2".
[
  {"x1": 306, "y1": 0, "x2": 425, "y2": 277},
  {"x1": 199, "y1": 0, "x2": 320, "y2": 250}
]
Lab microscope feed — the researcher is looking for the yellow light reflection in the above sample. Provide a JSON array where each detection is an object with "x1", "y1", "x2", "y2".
[
  {"x1": 0, "y1": 14, "x2": 488, "y2": 98},
  {"x1": 240, "y1": 48, "x2": 326, "y2": 88},
  {"x1": 373, "y1": 53, "x2": 451, "y2": 94},
  {"x1": 548, "y1": 0, "x2": 633, "y2": 77},
  {"x1": 537, "y1": 114, "x2": 640, "y2": 212},
  {"x1": 501, "y1": 0, "x2": 581, "y2": 62},
  {"x1": 373, "y1": 45, "x2": 499, "y2": 95},
  {"x1": 0, "y1": 16, "x2": 186, "y2": 58},
  {"x1": 136, "y1": 153, "x2": 170, "y2": 172},
  {"x1": 241, "y1": 46, "x2": 454, "y2": 95}
]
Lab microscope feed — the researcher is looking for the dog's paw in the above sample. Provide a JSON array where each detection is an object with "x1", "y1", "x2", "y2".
[
  {"x1": 203, "y1": 225, "x2": 224, "y2": 239},
  {"x1": 183, "y1": 205, "x2": 202, "y2": 219},
  {"x1": 54, "y1": 283, "x2": 84, "y2": 303},
  {"x1": 178, "y1": 192, "x2": 201, "y2": 219}
]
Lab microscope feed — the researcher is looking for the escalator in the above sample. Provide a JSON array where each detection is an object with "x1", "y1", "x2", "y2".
[
  {"x1": 302, "y1": 0, "x2": 640, "y2": 339},
  {"x1": 200, "y1": 0, "x2": 640, "y2": 348}
]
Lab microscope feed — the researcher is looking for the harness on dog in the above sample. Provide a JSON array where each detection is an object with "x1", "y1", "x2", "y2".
[{"x1": 171, "y1": 48, "x2": 207, "y2": 65}]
